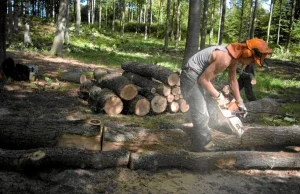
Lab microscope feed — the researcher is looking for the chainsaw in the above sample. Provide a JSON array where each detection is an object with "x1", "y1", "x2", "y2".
[{"x1": 217, "y1": 86, "x2": 246, "y2": 137}]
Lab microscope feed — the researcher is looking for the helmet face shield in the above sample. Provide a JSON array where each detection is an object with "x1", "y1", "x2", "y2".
[{"x1": 246, "y1": 38, "x2": 272, "y2": 66}]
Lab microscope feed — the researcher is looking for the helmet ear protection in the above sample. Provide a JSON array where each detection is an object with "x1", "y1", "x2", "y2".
[{"x1": 241, "y1": 49, "x2": 252, "y2": 58}]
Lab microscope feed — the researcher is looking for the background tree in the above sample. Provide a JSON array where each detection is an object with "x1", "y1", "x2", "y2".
[
  {"x1": 76, "y1": 0, "x2": 81, "y2": 34},
  {"x1": 24, "y1": 0, "x2": 31, "y2": 47},
  {"x1": 276, "y1": 0, "x2": 282, "y2": 45},
  {"x1": 200, "y1": 0, "x2": 209, "y2": 49},
  {"x1": 285, "y1": 0, "x2": 296, "y2": 51},
  {"x1": 250, "y1": 0, "x2": 258, "y2": 38},
  {"x1": 218, "y1": 0, "x2": 226, "y2": 45},
  {"x1": 0, "y1": 0, "x2": 7, "y2": 64},
  {"x1": 266, "y1": 0, "x2": 275, "y2": 43},
  {"x1": 183, "y1": 0, "x2": 201, "y2": 66},
  {"x1": 164, "y1": 0, "x2": 171, "y2": 50},
  {"x1": 50, "y1": 0, "x2": 69, "y2": 56}
]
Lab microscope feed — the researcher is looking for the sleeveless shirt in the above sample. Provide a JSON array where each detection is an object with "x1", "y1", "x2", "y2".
[{"x1": 185, "y1": 45, "x2": 228, "y2": 75}]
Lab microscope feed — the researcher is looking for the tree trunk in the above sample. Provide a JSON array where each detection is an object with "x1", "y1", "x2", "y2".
[
  {"x1": 88, "y1": 86, "x2": 123, "y2": 115},
  {"x1": 13, "y1": 0, "x2": 19, "y2": 33},
  {"x1": 112, "y1": 0, "x2": 115, "y2": 34},
  {"x1": 209, "y1": 0, "x2": 215, "y2": 45},
  {"x1": 121, "y1": 0, "x2": 126, "y2": 37},
  {"x1": 175, "y1": 0, "x2": 181, "y2": 49},
  {"x1": 121, "y1": 61, "x2": 179, "y2": 86},
  {"x1": 123, "y1": 95, "x2": 150, "y2": 116},
  {"x1": 250, "y1": 0, "x2": 258, "y2": 39},
  {"x1": 0, "y1": 148, "x2": 130, "y2": 170},
  {"x1": 200, "y1": 0, "x2": 209, "y2": 50},
  {"x1": 183, "y1": 0, "x2": 201, "y2": 66},
  {"x1": 64, "y1": 1, "x2": 70, "y2": 45},
  {"x1": 285, "y1": 0, "x2": 296, "y2": 51},
  {"x1": 276, "y1": 0, "x2": 282, "y2": 45},
  {"x1": 164, "y1": 0, "x2": 171, "y2": 50},
  {"x1": 50, "y1": 0, "x2": 69, "y2": 56},
  {"x1": 79, "y1": 80, "x2": 95, "y2": 99},
  {"x1": 0, "y1": 0, "x2": 7, "y2": 64},
  {"x1": 8, "y1": 0, "x2": 14, "y2": 37},
  {"x1": 266, "y1": 0, "x2": 274, "y2": 43},
  {"x1": 218, "y1": 0, "x2": 226, "y2": 45},
  {"x1": 23, "y1": 1, "x2": 31, "y2": 47},
  {"x1": 76, "y1": 0, "x2": 81, "y2": 34},
  {"x1": 130, "y1": 150, "x2": 300, "y2": 171},
  {"x1": 97, "y1": 73, "x2": 138, "y2": 100},
  {"x1": 238, "y1": 0, "x2": 244, "y2": 42},
  {"x1": 98, "y1": 0, "x2": 102, "y2": 31}
]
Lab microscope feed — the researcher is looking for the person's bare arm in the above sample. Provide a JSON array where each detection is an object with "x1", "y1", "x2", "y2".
[
  {"x1": 198, "y1": 50, "x2": 232, "y2": 98},
  {"x1": 228, "y1": 63, "x2": 242, "y2": 103}
]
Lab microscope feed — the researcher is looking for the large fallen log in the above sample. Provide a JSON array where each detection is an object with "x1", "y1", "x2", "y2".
[
  {"x1": 121, "y1": 61, "x2": 180, "y2": 86},
  {"x1": 88, "y1": 86, "x2": 123, "y2": 115},
  {"x1": 93, "y1": 68, "x2": 108, "y2": 80},
  {"x1": 129, "y1": 150, "x2": 300, "y2": 171},
  {"x1": 59, "y1": 71, "x2": 84, "y2": 83},
  {"x1": 0, "y1": 148, "x2": 130, "y2": 170},
  {"x1": 0, "y1": 116, "x2": 102, "y2": 150},
  {"x1": 97, "y1": 73, "x2": 138, "y2": 100}
]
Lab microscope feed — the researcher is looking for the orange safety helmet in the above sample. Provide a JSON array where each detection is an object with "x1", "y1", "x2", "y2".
[{"x1": 227, "y1": 38, "x2": 272, "y2": 66}]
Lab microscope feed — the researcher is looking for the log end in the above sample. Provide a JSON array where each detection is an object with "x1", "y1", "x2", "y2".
[
  {"x1": 151, "y1": 95, "x2": 167, "y2": 114},
  {"x1": 135, "y1": 98, "x2": 150, "y2": 116},
  {"x1": 104, "y1": 96, "x2": 124, "y2": 116},
  {"x1": 120, "y1": 84, "x2": 138, "y2": 100},
  {"x1": 168, "y1": 73, "x2": 180, "y2": 87}
]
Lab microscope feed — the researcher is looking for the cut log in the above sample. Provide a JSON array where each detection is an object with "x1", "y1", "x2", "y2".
[
  {"x1": 177, "y1": 99, "x2": 189, "y2": 113},
  {"x1": 0, "y1": 148, "x2": 130, "y2": 170},
  {"x1": 97, "y1": 73, "x2": 138, "y2": 100},
  {"x1": 166, "y1": 94, "x2": 175, "y2": 103},
  {"x1": 59, "y1": 71, "x2": 83, "y2": 83},
  {"x1": 129, "y1": 150, "x2": 300, "y2": 171},
  {"x1": 88, "y1": 86, "x2": 123, "y2": 115},
  {"x1": 137, "y1": 86, "x2": 156, "y2": 95},
  {"x1": 122, "y1": 71, "x2": 161, "y2": 93},
  {"x1": 0, "y1": 117, "x2": 102, "y2": 150},
  {"x1": 93, "y1": 68, "x2": 108, "y2": 80},
  {"x1": 174, "y1": 94, "x2": 180, "y2": 101},
  {"x1": 121, "y1": 61, "x2": 180, "y2": 86},
  {"x1": 101, "y1": 123, "x2": 191, "y2": 152},
  {"x1": 155, "y1": 83, "x2": 171, "y2": 96},
  {"x1": 79, "y1": 80, "x2": 95, "y2": 99},
  {"x1": 167, "y1": 101, "x2": 179, "y2": 113},
  {"x1": 143, "y1": 93, "x2": 167, "y2": 114},
  {"x1": 123, "y1": 95, "x2": 150, "y2": 116},
  {"x1": 171, "y1": 86, "x2": 181, "y2": 95}
]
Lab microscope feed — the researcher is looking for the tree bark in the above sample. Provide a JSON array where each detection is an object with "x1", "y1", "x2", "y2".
[
  {"x1": 88, "y1": 86, "x2": 123, "y2": 115},
  {"x1": 97, "y1": 73, "x2": 138, "y2": 100},
  {"x1": 130, "y1": 150, "x2": 300, "y2": 171},
  {"x1": 79, "y1": 80, "x2": 95, "y2": 99},
  {"x1": 123, "y1": 95, "x2": 150, "y2": 116},
  {"x1": 0, "y1": 148, "x2": 130, "y2": 170},
  {"x1": 121, "y1": 61, "x2": 179, "y2": 86},
  {"x1": 0, "y1": 0, "x2": 6, "y2": 64},
  {"x1": 164, "y1": 0, "x2": 171, "y2": 50},
  {"x1": 93, "y1": 68, "x2": 107, "y2": 80},
  {"x1": 0, "y1": 117, "x2": 102, "y2": 150},
  {"x1": 76, "y1": 0, "x2": 81, "y2": 34},
  {"x1": 200, "y1": 0, "x2": 209, "y2": 50},
  {"x1": 60, "y1": 70, "x2": 84, "y2": 83}
]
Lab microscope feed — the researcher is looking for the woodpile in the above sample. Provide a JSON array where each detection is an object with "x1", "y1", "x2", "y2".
[{"x1": 78, "y1": 62, "x2": 189, "y2": 116}]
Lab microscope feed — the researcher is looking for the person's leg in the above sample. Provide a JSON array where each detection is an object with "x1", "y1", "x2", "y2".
[{"x1": 244, "y1": 78, "x2": 256, "y2": 101}]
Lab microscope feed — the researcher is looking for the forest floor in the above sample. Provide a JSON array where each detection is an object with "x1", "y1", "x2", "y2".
[{"x1": 1, "y1": 50, "x2": 300, "y2": 194}]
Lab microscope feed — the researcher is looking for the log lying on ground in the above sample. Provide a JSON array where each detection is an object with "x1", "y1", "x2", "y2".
[
  {"x1": 79, "y1": 80, "x2": 95, "y2": 99},
  {"x1": 59, "y1": 71, "x2": 84, "y2": 83},
  {"x1": 101, "y1": 123, "x2": 191, "y2": 152},
  {"x1": 155, "y1": 83, "x2": 171, "y2": 96},
  {"x1": 0, "y1": 116, "x2": 102, "y2": 149},
  {"x1": 171, "y1": 86, "x2": 181, "y2": 95},
  {"x1": 97, "y1": 73, "x2": 138, "y2": 100},
  {"x1": 167, "y1": 101, "x2": 179, "y2": 113},
  {"x1": 123, "y1": 95, "x2": 150, "y2": 116},
  {"x1": 121, "y1": 61, "x2": 180, "y2": 86},
  {"x1": 145, "y1": 93, "x2": 167, "y2": 114},
  {"x1": 129, "y1": 150, "x2": 300, "y2": 171},
  {"x1": 88, "y1": 86, "x2": 123, "y2": 115},
  {"x1": 0, "y1": 148, "x2": 130, "y2": 170},
  {"x1": 93, "y1": 68, "x2": 108, "y2": 80}
]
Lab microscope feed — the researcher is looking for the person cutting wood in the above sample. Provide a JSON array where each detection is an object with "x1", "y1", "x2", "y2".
[
  {"x1": 180, "y1": 38, "x2": 272, "y2": 152},
  {"x1": 237, "y1": 63, "x2": 257, "y2": 102}
]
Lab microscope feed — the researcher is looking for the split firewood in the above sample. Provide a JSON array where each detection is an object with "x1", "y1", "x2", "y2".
[
  {"x1": 97, "y1": 73, "x2": 138, "y2": 100},
  {"x1": 129, "y1": 150, "x2": 300, "y2": 171},
  {"x1": 121, "y1": 61, "x2": 180, "y2": 86},
  {"x1": 123, "y1": 95, "x2": 150, "y2": 116},
  {"x1": 93, "y1": 68, "x2": 108, "y2": 80},
  {"x1": 167, "y1": 101, "x2": 179, "y2": 113},
  {"x1": 0, "y1": 148, "x2": 130, "y2": 170},
  {"x1": 177, "y1": 99, "x2": 189, "y2": 113},
  {"x1": 88, "y1": 86, "x2": 123, "y2": 115}
]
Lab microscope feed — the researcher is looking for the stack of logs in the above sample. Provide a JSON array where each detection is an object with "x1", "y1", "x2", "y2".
[{"x1": 79, "y1": 61, "x2": 189, "y2": 116}]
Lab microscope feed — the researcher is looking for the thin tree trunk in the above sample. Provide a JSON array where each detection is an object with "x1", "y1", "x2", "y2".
[
  {"x1": 8, "y1": 0, "x2": 14, "y2": 38},
  {"x1": 112, "y1": 0, "x2": 115, "y2": 34},
  {"x1": 200, "y1": 0, "x2": 209, "y2": 49},
  {"x1": 13, "y1": 0, "x2": 20, "y2": 33},
  {"x1": 285, "y1": 0, "x2": 295, "y2": 51},
  {"x1": 266, "y1": 0, "x2": 274, "y2": 43},
  {"x1": 171, "y1": 0, "x2": 176, "y2": 41},
  {"x1": 218, "y1": 0, "x2": 226, "y2": 45},
  {"x1": 156, "y1": 0, "x2": 163, "y2": 38},
  {"x1": 121, "y1": 0, "x2": 126, "y2": 36},
  {"x1": 144, "y1": 0, "x2": 148, "y2": 40},
  {"x1": 209, "y1": 0, "x2": 215, "y2": 45},
  {"x1": 88, "y1": 0, "x2": 91, "y2": 24},
  {"x1": 76, "y1": 0, "x2": 81, "y2": 34},
  {"x1": 0, "y1": 0, "x2": 7, "y2": 64},
  {"x1": 24, "y1": 1, "x2": 31, "y2": 47},
  {"x1": 238, "y1": 0, "x2": 244, "y2": 42},
  {"x1": 149, "y1": 0, "x2": 152, "y2": 36},
  {"x1": 250, "y1": 0, "x2": 258, "y2": 38},
  {"x1": 65, "y1": 1, "x2": 70, "y2": 45},
  {"x1": 91, "y1": 0, "x2": 95, "y2": 24},
  {"x1": 276, "y1": 0, "x2": 282, "y2": 45},
  {"x1": 175, "y1": 0, "x2": 181, "y2": 49},
  {"x1": 247, "y1": 0, "x2": 253, "y2": 39},
  {"x1": 183, "y1": 0, "x2": 202, "y2": 66},
  {"x1": 98, "y1": 0, "x2": 102, "y2": 31},
  {"x1": 50, "y1": 0, "x2": 69, "y2": 56},
  {"x1": 164, "y1": 0, "x2": 171, "y2": 51}
]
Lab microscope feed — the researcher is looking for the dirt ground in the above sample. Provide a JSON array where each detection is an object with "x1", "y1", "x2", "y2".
[{"x1": 1, "y1": 51, "x2": 300, "y2": 194}]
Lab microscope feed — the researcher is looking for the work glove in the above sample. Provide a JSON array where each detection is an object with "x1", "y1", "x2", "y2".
[
  {"x1": 215, "y1": 92, "x2": 226, "y2": 109},
  {"x1": 237, "y1": 99, "x2": 248, "y2": 118}
]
